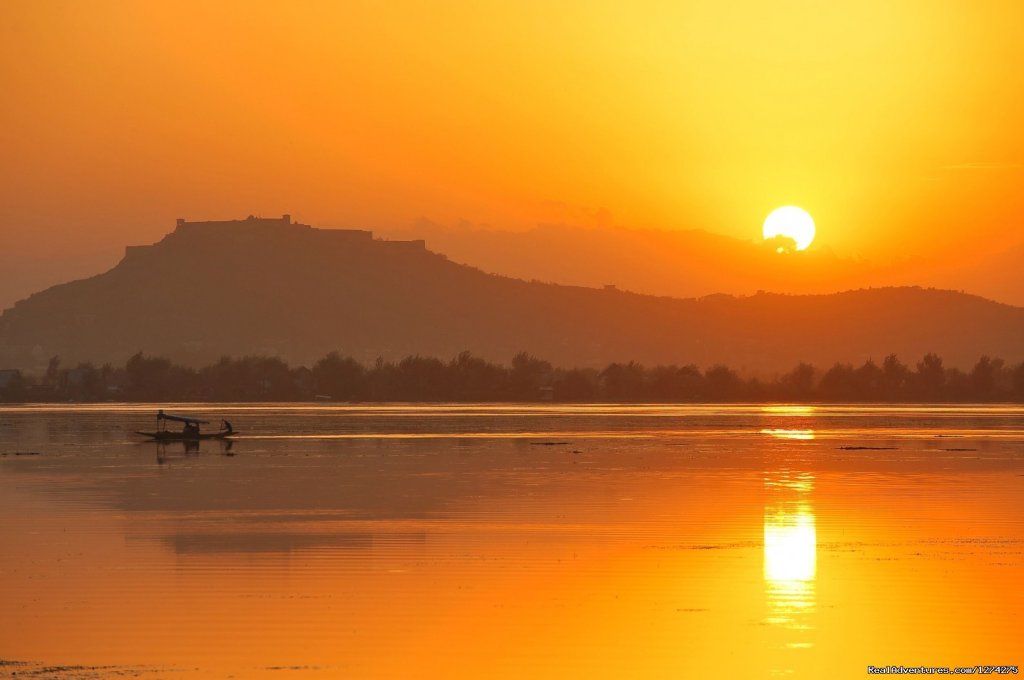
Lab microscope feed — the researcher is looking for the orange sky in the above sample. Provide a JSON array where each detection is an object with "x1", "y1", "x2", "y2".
[{"x1": 2, "y1": 1, "x2": 1023, "y2": 264}]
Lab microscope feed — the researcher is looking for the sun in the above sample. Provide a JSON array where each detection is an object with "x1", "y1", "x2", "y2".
[{"x1": 763, "y1": 206, "x2": 815, "y2": 252}]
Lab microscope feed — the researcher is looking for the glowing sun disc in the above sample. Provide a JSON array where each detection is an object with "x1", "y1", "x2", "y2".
[{"x1": 763, "y1": 206, "x2": 816, "y2": 251}]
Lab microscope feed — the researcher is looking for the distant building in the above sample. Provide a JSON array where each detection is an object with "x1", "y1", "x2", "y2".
[
  {"x1": 172, "y1": 214, "x2": 373, "y2": 242},
  {"x1": 120, "y1": 214, "x2": 428, "y2": 265},
  {"x1": 177, "y1": 214, "x2": 295, "y2": 229}
]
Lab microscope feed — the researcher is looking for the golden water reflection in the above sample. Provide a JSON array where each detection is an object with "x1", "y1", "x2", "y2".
[
  {"x1": 761, "y1": 405, "x2": 817, "y2": 416},
  {"x1": 4, "y1": 405, "x2": 1024, "y2": 677},
  {"x1": 764, "y1": 470, "x2": 817, "y2": 643},
  {"x1": 761, "y1": 428, "x2": 816, "y2": 440}
]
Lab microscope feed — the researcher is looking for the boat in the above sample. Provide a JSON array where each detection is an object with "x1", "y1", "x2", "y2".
[{"x1": 136, "y1": 410, "x2": 237, "y2": 441}]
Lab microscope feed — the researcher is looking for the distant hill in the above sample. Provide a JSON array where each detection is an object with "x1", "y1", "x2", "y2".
[
  {"x1": 2, "y1": 215, "x2": 1023, "y2": 374},
  {"x1": 379, "y1": 221, "x2": 1024, "y2": 307},
  {"x1": 378, "y1": 221, "x2": 880, "y2": 299},
  {"x1": 930, "y1": 241, "x2": 1024, "y2": 309}
]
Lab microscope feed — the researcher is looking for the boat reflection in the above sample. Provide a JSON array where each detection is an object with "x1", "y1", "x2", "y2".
[
  {"x1": 155, "y1": 438, "x2": 233, "y2": 464},
  {"x1": 763, "y1": 470, "x2": 817, "y2": 642}
]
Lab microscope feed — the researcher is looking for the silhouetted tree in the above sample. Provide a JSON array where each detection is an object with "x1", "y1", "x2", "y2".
[
  {"x1": 969, "y1": 356, "x2": 1005, "y2": 402},
  {"x1": 312, "y1": 351, "x2": 366, "y2": 401},
  {"x1": 392, "y1": 355, "x2": 449, "y2": 401},
  {"x1": 65, "y1": 362, "x2": 104, "y2": 402},
  {"x1": 450, "y1": 352, "x2": 508, "y2": 401},
  {"x1": 649, "y1": 365, "x2": 678, "y2": 401},
  {"x1": 0, "y1": 371, "x2": 27, "y2": 403},
  {"x1": 645, "y1": 364, "x2": 704, "y2": 402},
  {"x1": 675, "y1": 365, "x2": 705, "y2": 401},
  {"x1": 1007, "y1": 364, "x2": 1024, "y2": 401},
  {"x1": 364, "y1": 357, "x2": 394, "y2": 400},
  {"x1": 914, "y1": 353, "x2": 946, "y2": 401},
  {"x1": 782, "y1": 363, "x2": 816, "y2": 400},
  {"x1": 45, "y1": 356, "x2": 61, "y2": 386},
  {"x1": 126, "y1": 352, "x2": 196, "y2": 401},
  {"x1": 854, "y1": 360, "x2": 883, "y2": 401},
  {"x1": 705, "y1": 364, "x2": 741, "y2": 401},
  {"x1": 9, "y1": 349, "x2": 1022, "y2": 404},
  {"x1": 554, "y1": 368, "x2": 598, "y2": 401},
  {"x1": 198, "y1": 356, "x2": 297, "y2": 401},
  {"x1": 881, "y1": 354, "x2": 909, "y2": 400},
  {"x1": 819, "y1": 363, "x2": 857, "y2": 401},
  {"x1": 1011, "y1": 362, "x2": 1024, "y2": 401},
  {"x1": 509, "y1": 352, "x2": 552, "y2": 401},
  {"x1": 945, "y1": 367, "x2": 970, "y2": 401},
  {"x1": 745, "y1": 377, "x2": 769, "y2": 401},
  {"x1": 600, "y1": 362, "x2": 646, "y2": 401}
]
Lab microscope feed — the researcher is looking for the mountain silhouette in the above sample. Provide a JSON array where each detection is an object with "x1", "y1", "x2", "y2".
[
  {"x1": 2, "y1": 215, "x2": 1023, "y2": 373},
  {"x1": 379, "y1": 220, "x2": 874, "y2": 299},
  {"x1": 379, "y1": 221, "x2": 1024, "y2": 307}
]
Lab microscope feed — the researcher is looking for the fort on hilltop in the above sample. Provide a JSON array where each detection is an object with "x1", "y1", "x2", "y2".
[{"x1": 123, "y1": 214, "x2": 426, "y2": 260}]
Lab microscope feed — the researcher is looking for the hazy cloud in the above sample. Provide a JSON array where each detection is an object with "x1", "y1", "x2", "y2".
[{"x1": 942, "y1": 162, "x2": 1022, "y2": 170}]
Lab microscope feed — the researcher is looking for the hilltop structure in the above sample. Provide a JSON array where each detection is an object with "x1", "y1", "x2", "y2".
[{"x1": 123, "y1": 214, "x2": 426, "y2": 261}]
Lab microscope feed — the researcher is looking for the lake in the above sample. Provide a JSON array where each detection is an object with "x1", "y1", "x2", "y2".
[{"x1": 1, "y1": 404, "x2": 1022, "y2": 678}]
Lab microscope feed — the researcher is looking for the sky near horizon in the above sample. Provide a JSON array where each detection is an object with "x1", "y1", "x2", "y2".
[{"x1": 2, "y1": 1, "x2": 1023, "y2": 266}]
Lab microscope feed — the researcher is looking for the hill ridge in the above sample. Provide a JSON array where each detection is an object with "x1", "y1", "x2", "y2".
[{"x1": 2, "y1": 215, "x2": 1023, "y2": 373}]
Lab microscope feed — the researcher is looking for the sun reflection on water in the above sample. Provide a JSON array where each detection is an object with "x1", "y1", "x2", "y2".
[
  {"x1": 761, "y1": 428, "x2": 816, "y2": 440},
  {"x1": 761, "y1": 406, "x2": 817, "y2": 416},
  {"x1": 763, "y1": 470, "x2": 817, "y2": 646},
  {"x1": 764, "y1": 508, "x2": 816, "y2": 584}
]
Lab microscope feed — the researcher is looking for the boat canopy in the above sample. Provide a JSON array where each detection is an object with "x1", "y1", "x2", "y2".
[{"x1": 157, "y1": 410, "x2": 209, "y2": 425}]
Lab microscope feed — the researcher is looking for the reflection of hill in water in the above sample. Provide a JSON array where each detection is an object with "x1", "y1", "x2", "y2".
[{"x1": 3, "y1": 215, "x2": 1024, "y2": 372}]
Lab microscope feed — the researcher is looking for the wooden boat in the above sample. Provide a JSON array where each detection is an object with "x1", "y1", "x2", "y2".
[{"x1": 136, "y1": 410, "x2": 237, "y2": 441}]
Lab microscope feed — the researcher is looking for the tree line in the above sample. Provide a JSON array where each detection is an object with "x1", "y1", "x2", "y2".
[{"x1": 1, "y1": 351, "x2": 1024, "y2": 403}]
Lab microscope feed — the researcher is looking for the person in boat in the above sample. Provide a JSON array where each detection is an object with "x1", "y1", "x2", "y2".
[{"x1": 221, "y1": 419, "x2": 233, "y2": 435}]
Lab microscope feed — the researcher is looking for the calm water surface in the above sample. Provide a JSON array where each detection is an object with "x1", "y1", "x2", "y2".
[{"x1": 1, "y1": 404, "x2": 1022, "y2": 678}]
